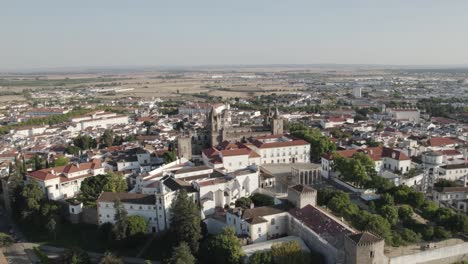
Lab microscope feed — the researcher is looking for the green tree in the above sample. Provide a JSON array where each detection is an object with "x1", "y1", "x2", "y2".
[
  {"x1": 46, "y1": 217, "x2": 57, "y2": 240},
  {"x1": 421, "y1": 200, "x2": 438, "y2": 219},
  {"x1": 250, "y1": 193, "x2": 274, "y2": 207},
  {"x1": 52, "y1": 156, "x2": 70, "y2": 167},
  {"x1": 126, "y1": 215, "x2": 148, "y2": 238},
  {"x1": 376, "y1": 122, "x2": 384, "y2": 131},
  {"x1": 448, "y1": 214, "x2": 468, "y2": 234},
  {"x1": 66, "y1": 145, "x2": 81, "y2": 155},
  {"x1": 73, "y1": 135, "x2": 97, "y2": 150},
  {"x1": 62, "y1": 248, "x2": 91, "y2": 264},
  {"x1": 380, "y1": 193, "x2": 395, "y2": 206},
  {"x1": 250, "y1": 251, "x2": 272, "y2": 264},
  {"x1": 143, "y1": 121, "x2": 155, "y2": 135},
  {"x1": 200, "y1": 227, "x2": 244, "y2": 264},
  {"x1": 398, "y1": 205, "x2": 413, "y2": 221},
  {"x1": 366, "y1": 215, "x2": 392, "y2": 242},
  {"x1": 333, "y1": 153, "x2": 375, "y2": 187},
  {"x1": 290, "y1": 128, "x2": 336, "y2": 162},
  {"x1": 168, "y1": 242, "x2": 196, "y2": 264},
  {"x1": 433, "y1": 226, "x2": 451, "y2": 239},
  {"x1": 163, "y1": 151, "x2": 177, "y2": 164},
  {"x1": 33, "y1": 154, "x2": 44, "y2": 170},
  {"x1": 112, "y1": 200, "x2": 128, "y2": 241},
  {"x1": 317, "y1": 188, "x2": 336, "y2": 206},
  {"x1": 235, "y1": 197, "x2": 252, "y2": 209},
  {"x1": 101, "y1": 129, "x2": 114, "y2": 148},
  {"x1": 169, "y1": 189, "x2": 202, "y2": 253},
  {"x1": 0, "y1": 233, "x2": 13, "y2": 247},
  {"x1": 400, "y1": 228, "x2": 420, "y2": 243},
  {"x1": 379, "y1": 205, "x2": 398, "y2": 226},
  {"x1": 434, "y1": 179, "x2": 458, "y2": 188},
  {"x1": 80, "y1": 174, "x2": 109, "y2": 205},
  {"x1": 102, "y1": 172, "x2": 128, "y2": 193},
  {"x1": 99, "y1": 252, "x2": 123, "y2": 264},
  {"x1": 20, "y1": 181, "x2": 44, "y2": 219},
  {"x1": 408, "y1": 192, "x2": 425, "y2": 208},
  {"x1": 271, "y1": 240, "x2": 311, "y2": 264}
]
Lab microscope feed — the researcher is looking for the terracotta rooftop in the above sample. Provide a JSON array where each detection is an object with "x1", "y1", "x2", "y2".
[
  {"x1": 26, "y1": 159, "x2": 102, "y2": 181},
  {"x1": 428, "y1": 137, "x2": 457, "y2": 147},
  {"x1": 289, "y1": 205, "x2": 354, "y2": 239},
  {"x1": 97, "y1": 192, "x2": 155, "y2": 205},
  {"x1": 291, "y1": 184, "x2": 316, "y2": 194},
  {"x1": 347, "y1": 232, "x2": 382, "y2": 245},
  {"x1": 323, "y1": 147, "x2": 410, "y2": 161}
]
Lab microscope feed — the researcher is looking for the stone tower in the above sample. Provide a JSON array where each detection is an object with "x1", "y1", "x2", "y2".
[
  {"x1": 344, "y1": 232, "x2": 386, "y2": 264},
  {"x1": 177, "y1": 136, "x2": 192, "y2": 160},
  {"x1": 287, "y1": 184, "x2": 317, "y2": 209},
  {"x1": 271, "y1": 106, "x2": 284, "y2": 135},
  {"x1": 208, "y1": 107, "x2": 222, "y2": 147}
]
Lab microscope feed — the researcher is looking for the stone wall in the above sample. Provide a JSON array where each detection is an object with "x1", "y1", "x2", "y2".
[
  {"x1": 389, "y1": 242, "x2": 468, "y2": 264},
  {"x1": 204, "y1": 217, "x2": 228, "y2": 235},
  {"x1": 81, "y1": 207, "x2": 98, "y2": 225},
  {"x1": 287, "y1": 215, "x2": 341, "y2": 264}
]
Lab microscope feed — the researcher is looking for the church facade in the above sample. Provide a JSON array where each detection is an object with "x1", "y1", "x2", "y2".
[{"x1": 208, "y1": 104, "x2": 284, "y2": 147}]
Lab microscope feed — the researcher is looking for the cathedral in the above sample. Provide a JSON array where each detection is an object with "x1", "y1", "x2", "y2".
[{"x1": 208, "y1": 104, "x2": 284, "y2": 147}]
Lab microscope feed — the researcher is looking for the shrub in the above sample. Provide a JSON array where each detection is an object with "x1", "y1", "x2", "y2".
[
  {"x1": 433, "y1": 226, "x2": 451, "y2": 240},
  {"x1": 251, "y1": 193, "x2": 274, "y2": 207},
  {"x1": 400, "y1": 228, "x2": 420, "y2": 243},
  {"x1": 398, "y1": 205, "x2": 413, "y2": 221},
  {"x1": 235, "y1": 197, "x2": 252, "y2": 209}
]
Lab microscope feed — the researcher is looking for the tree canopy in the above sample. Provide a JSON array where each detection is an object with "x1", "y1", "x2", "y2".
[
  {"x1": 79, "y1": 173, "x2": 127, "y2": 206},
  {"x1": 169, "y1": 189, "x2": 202, "y2": 253},
  {"x1": 289, "y1": 124, "x2": 336, "y2": 162},
  {"x1": 168, "y1": 242, "x2": 196, "y2": 264},
  {"x1": 200, "y1": 227, "x2": 244, "y2": 264}
]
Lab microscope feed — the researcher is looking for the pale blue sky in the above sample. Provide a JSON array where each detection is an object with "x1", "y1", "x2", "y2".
[{"x1": 1, "y1": 0, "x2": 468, "y2": 70}]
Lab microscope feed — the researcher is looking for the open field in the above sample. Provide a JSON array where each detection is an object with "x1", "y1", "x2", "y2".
[{"x1": 0, "y1": 66, "x2": 401, "y2": 102}]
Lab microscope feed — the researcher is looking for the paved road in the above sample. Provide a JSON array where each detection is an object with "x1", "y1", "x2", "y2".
[
  {"x1": 0, "y1": 208, "x2": 35, "y2": 264},
  {"x1": 4, "y1": 243, "x2": 38, "y2": 264}
]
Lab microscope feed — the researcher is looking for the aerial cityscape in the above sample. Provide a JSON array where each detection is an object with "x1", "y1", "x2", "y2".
[{"x1": 1, "y1": 1, "x2": 468, "y2": 264}]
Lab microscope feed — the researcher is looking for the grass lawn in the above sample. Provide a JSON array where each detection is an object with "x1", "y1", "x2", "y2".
[
  {"x1": 141, "y1": 232, "x2": 173, "y2": 261},
  {"x1": 21, "y1": 223, "x2": 147, "y2": 257}
]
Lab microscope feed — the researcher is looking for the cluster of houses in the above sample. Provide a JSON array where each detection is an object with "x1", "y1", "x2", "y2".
[{"x1": 2, "y1": 98, "x2": 468, "y2": 264}]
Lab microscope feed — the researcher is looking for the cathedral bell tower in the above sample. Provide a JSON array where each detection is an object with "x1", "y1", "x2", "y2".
[{"x1": 271, "y1": 106, "x2": 283, "y2": 135}]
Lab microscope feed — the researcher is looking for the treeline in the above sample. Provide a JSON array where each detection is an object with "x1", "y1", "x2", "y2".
[
  {"x1": 417, "y1": 97, "x2": 468, "y2": 117},
  {"x1": 288, "y1": 123, "x2": 336, "y2": 162},
  {"x1": 319, "y1": 183, "x2": 468, "y2": 247},
  {"x1": 0, "y1": 108, "x2": 92, "y2": 134}
]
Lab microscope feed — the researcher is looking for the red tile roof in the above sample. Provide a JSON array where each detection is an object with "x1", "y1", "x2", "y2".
[
  {"x1": 323, "y1": 147, "x2": 409, "y2": 161},
  {"x1": 290, "y1": 205, "x2": 354, "y2": 238},
  {"x1": 26, "y1": 159, "x2": 102, "y2": 181},
  {"x1": 428, "y1": 137, "x2": 457, "y2": 147}
]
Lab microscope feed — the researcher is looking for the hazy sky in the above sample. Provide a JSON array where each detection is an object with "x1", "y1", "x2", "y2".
[{"x1": 1, "y1": 0, "x2": 468, "y2": 70}]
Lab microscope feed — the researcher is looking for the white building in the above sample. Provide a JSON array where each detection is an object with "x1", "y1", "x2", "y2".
[
  {"x1": 321, "y1": 146, "x2": 412, "y2": 179},
  {"x1": 10, "y1": 125, "x2": 49, "y2": 137},
  {"x1": 70, "y1": 111, "x2": 129, "y2": 131},
  {"x1": 438, "y1": 163, "x2": 468, "y2": 181},
  {"x1": 26, "y1": 159, "x2": 105, "y2": 200},
  {"x1": 387, "y1": 108, "x2": 420, "y2": 123},
  {"x1": 352, "y1": 87, "x2": 362, "y2": 98},
  {"x1": 97, "y1": 192, "x2": 158, "y2": 233},
  {"x1": 195, "y1": 168, "x2": 259, "y2": 217},
  {"x1": 248, "y1": 135, "x2": 311, "y2": 165},
  {"x1": 25, "y1": 108, "x2": 69, "y2": 117}
]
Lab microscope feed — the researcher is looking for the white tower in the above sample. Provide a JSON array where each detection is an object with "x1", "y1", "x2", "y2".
[{"x1": 353, "y1": 87, "x2": 362, "y2": 98}]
